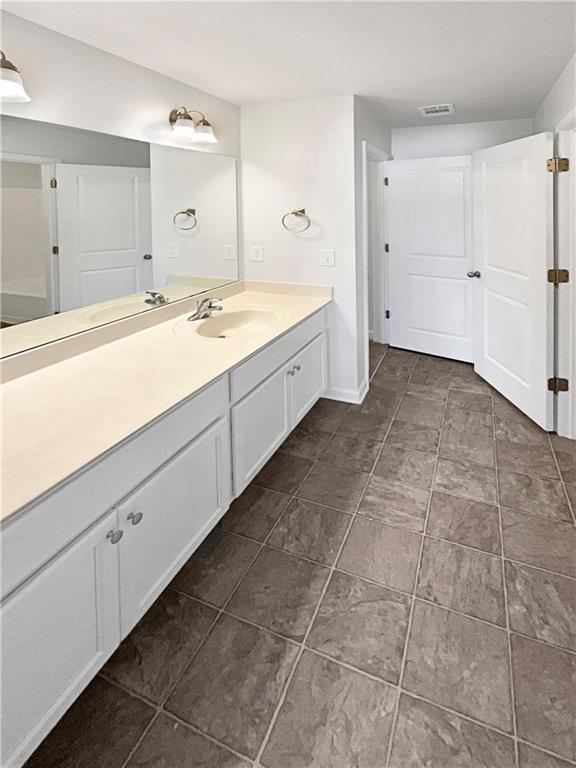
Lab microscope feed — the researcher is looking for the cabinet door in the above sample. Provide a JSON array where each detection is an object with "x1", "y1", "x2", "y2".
[
  {"x1": 231, "y1": 362, "x2": 291, "y2": 495},
  {"x1": 118, "y1": 417, "x2": 230, "y2": 637},
  {"x1": 290, "y1": 332, "x2": 328, "y2": 425},
  {"x1": 1, "y1": 510, "x2": 120, "y2": 768}
]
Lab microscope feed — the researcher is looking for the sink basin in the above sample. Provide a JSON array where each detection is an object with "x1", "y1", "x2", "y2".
[
  {"x1": 196, "y1": 309, "x2": 278, "y2": 338},
  {"x1": 85, "y1": 298, "x2": 149, "y2": 323}
]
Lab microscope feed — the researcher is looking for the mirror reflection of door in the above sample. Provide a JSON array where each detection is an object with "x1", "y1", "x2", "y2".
[{"x1": 56, "y1": 164, "x2": 152, "y2": 312}]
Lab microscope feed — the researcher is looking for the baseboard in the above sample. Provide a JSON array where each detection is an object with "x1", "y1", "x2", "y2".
[{"x1": 323, "y1": 378, "x2": 369, "y2": 405}]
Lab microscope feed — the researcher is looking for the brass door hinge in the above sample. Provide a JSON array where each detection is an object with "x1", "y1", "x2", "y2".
[
  {"x1": 52, "y1": 246, "x2": 59, "y2": 255},
  {"x1": 548, "y1": 377, "x2": 569, "y2": 392},
  {"x1": 50, "y1": 178, "x2": 57, "y2": 188},
  {"x1": 548, "y1": 269, "x2": 569, "y2": 284},
  {"x1": 547, "y1": 157, "x2": 569, "y2": 173}
]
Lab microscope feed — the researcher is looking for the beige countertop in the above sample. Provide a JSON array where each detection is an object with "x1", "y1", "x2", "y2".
[{"x1": 1, "y1": 285, "x2": 331, "y2": 520}]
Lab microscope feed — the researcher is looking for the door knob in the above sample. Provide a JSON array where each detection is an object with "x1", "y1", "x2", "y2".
[
  {"x1": 127, "y1": 511, "x2": 144, "y2": 525},
  {"x1": 106, "y1": 530, "x2": 123, "y2": 544},
  {"x1": 467, "y1": 270, "x2": 481, "y2": 278},
  {"x1": 143, "y1": 254, "x2": 153, "y2": 260}
]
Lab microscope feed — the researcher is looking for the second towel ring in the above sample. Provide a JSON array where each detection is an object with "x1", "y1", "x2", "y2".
[
  {"x1": 173, "y1": 208, "x2": 197, "y2": 230},
  {"x1": 282, "y1": 208, "x2": 311, "y2": 233}
]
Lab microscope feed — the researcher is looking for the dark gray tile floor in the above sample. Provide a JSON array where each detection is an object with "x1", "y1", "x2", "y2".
[{"x1": 26, "y1": 343, "x2": 576, "y2": 768}]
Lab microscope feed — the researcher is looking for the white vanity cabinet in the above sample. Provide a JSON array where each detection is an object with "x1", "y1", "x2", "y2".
[
  {"x1": 1, "y1": 510, "x2": 121, "y2": 768},
  {"x1": 117, "y1": 416, "x2": 230, "y2": 637},
  {"x1": 231, "y1": 329, "x2": 327, "y2": 494},
  {"x1": 1, "y1": 306, "x2": 329, "y2": 768}
]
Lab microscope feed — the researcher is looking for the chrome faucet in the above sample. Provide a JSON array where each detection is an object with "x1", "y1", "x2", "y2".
[
  {"x1": 187, "y1": 297, "x2": 223, "y2": 321},
  {"x1": 145, "y1": 290, "x2": 168, "y2": 307}
]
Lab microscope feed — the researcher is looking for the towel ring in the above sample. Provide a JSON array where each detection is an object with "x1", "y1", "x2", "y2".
[
  {"x1": 173, "y1": 208, "x2": 197, "y2": 231},
  {"x1": 282, "y1": 208, "x2": 311, "y2": 233}
]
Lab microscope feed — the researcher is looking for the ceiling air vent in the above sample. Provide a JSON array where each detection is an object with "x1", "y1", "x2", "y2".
[{"x1": 418, "y1": 103, "x2": 455, "y2": 117}]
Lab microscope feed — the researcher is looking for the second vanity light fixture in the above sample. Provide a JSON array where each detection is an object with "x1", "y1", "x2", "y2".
[
  {"x1": 0, "y1": 51, "x2": 31, "y2": 102},
  {"x1": 169, "y1": 107, "x2": 218, "y2": 144}
]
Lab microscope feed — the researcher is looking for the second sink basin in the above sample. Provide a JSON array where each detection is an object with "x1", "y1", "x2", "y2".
[{"x1": 196, "y1": 309, "x2": 278, "y2": 338}]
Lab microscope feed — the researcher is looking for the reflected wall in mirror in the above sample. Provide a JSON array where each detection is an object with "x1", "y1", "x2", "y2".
[{"x1": 0, "y1": 115, "x2": 239, "y2": 358}]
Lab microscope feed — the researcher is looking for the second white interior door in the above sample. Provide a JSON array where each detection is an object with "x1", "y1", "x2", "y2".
[
  {"x1": 56, "y1": 164, "x2": 152, "y2": 311},
  {"x1": 385, "y1": 156, "x2": 473, "y2": 361}
]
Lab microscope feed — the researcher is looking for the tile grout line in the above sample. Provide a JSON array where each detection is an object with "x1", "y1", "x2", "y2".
[
  {"x1": 384, "y1": 353, "x2": 450, "y2": 768},
  {"x1": 493, "y1": 394, "x2": 521, "y2": 768},
  {"x1": 220, "y1": 493, "x2": 576, "y2": 584},
  {"x1": 547, "y1": 431, "x2": 576, "y2": 526},
  {"x1": 253, "y1": 346, "x2": 415, "y2": 767},
  {"x1": 170, "y1": 578, "x2": 576, "y2": 660}
]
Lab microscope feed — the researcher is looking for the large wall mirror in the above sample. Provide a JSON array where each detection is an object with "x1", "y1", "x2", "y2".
[{"x1": 0, "y1": 115, "x2": 239, "y2": 358}]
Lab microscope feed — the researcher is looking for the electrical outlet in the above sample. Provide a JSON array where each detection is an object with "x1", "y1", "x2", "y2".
[
  {"x1": 320, "y1": 249, "x2": 335, "y2": 267},
  {"x1": 224, "y1": 244, "x2": 237, "y2": 261},
  {"x1": 249, "y1": 245, "x2": 264, "y2": 262},
  {"x1": 167, "y1": 244, "x2": 178, "y2": 259}
]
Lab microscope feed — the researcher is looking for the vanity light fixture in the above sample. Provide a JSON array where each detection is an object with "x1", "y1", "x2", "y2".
[
  {"x1": 0, "y1": 50, "x2": 31, "y2": 102},
  {"x1": 169, "y1": 107, "x2": 217, "y2": 143}
]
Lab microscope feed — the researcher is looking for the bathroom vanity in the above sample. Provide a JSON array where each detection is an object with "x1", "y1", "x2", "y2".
[{"x1": 0, "y1": 284, "x2": 330, "y2": 768}]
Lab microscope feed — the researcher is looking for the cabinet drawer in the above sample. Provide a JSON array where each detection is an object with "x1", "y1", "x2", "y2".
[
  {"x1": 230, "y1": 310, "x2": 326, "y2": 403},
  {"x1": 232, "y1": 363, "x2": 291, "y2": 495},
  {"x1": 1, "y1": 376, "x2": 228, "y2": 599},
  {"x1": 1, "y1": 510, "x2": 120, "y2": 768}
]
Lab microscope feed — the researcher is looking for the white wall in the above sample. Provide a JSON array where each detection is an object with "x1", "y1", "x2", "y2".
[
  {"x1": 150, "y1": 145, "x2": 238, "y2": 285},
  {"x1": 242, "y1": 96, "x2": 363, "y2": 401},
  {"x1": 1, "y1": 12, "x2": 241, "y2": 157},
  {"x1": 391, "y1": 118, "x2": 534, "y2": 159},
  {"x1": 534, "y1": 53, "x2": 576, "y2": 132}
]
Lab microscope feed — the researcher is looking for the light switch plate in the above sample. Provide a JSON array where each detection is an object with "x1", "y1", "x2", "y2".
[
  {"x1": 224, "y1": 244, "x2": 237, "y2": 261},
  {"x1": 167, "y1": 244, "x2": 178, "y2": 259},
  {"x1": 249, "y1": 245, "x2": 264, "y2": 262},
  {"x1": 320, "y1": 249, "x2": 335, "y2": 267}
]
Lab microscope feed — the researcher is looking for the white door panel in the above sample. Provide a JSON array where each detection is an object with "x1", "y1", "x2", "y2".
[
  {"x1": 472, "y1": 133, "x2": 554, "y2": 429},
  {"x1": 118, "y1": 418, "x2": 230, "y2": 637},
  {"x1": 56, "y1": 165, "x2": 152, "y2": 311},
  {"x1": 385, "y1": 156, "x2": 473, "y2": 361}
]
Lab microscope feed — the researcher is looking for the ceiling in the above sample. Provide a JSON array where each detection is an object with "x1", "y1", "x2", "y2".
[{"x1": 4, "y1": 1, "x2": 576, "y2": 126}]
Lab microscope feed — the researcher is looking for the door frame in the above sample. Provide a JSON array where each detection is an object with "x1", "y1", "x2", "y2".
[
  {"x1": 361, "y1": 140, "x2": 390, "y2": 384},
  {"x1": 556, "y1": 109, "x2": 576, "y2": 438},
  {"x1": 0, "y1": 152, "x2": 60, "y2": 315}
]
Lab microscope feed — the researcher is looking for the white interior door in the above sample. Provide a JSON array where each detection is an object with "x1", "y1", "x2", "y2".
[
  {"x1": 472, "y1": 133, "x2": 554, "y2": 430},
  {"x1": 56, "y1": 164, "x2": 152, "y2": 311},
  {"x1": 385, "y1": 156, "x2": 473, "y2": 361}
]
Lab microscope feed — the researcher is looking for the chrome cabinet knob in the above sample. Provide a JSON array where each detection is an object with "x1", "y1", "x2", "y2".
[
  {"x1": 127, "y1": 511, "x2": 144, "y2": 525},
  {"x1": 106, "y1": 530, "x2": 123, "y2": 544},
  {"x1": 467, "y1": 270, "x2": 481, "y2": 278},
  {"x1": 288, "y1": 368, "x2": 295, "y2": 376},
  {"x1": 143, "y1": 254, "x2": 153, "y2": 260},
  {"x1": 293, "y1": 364, "x2": 301, "y2": 371}
]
